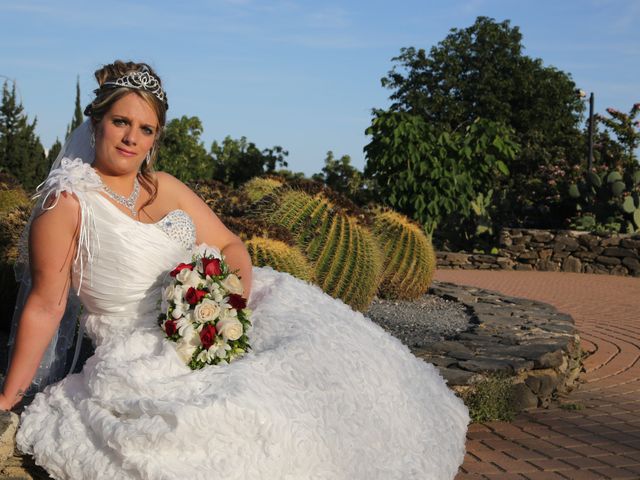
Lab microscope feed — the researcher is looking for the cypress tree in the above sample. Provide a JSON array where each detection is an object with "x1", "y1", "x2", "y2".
[
  {"x1": 47, "y1": 138, "x2": 62, "y2": 168},
  {"x1": 66, "y1": 76, "x2": 84, "y2": 138},
  {"x1": 0, "y1": 81, "x2": 47, "y2": 191}
]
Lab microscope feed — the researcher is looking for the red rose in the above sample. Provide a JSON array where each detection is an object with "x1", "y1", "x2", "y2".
[
  {"x1": 202, "y1": 257, "x2": 222, "y2": 277},
  {"x1": 164, "y1": 319, "x2": 177, "y2": 336},
  {"x1": 170, "y1": 262, "x2": 194, "y2": 277},
  {"x1": 199, "y1": 324, "x2": 217, "y2": 350},
  {"x1": 228, "y1": 293, "x2": 247, "y2": 310},
  {"x1": 185, "y1": 287, "x2": 207, "y2": 305}
]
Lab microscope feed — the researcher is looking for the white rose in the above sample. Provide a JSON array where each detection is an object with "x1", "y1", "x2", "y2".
[
  {"x1": 177, "y1": 316, "x2": 197, "y2": 338},
  {"x1": 176, "y1": 269, "x2": 201, "y2": 289},
  {"x1": 221, "y1": 274, "x2": 244, "y2": 295},
  {"x1": 216, "y1": 317, "x2": 243, "y2": 341},
  {"x1": 176, "y1": 268, "x2": 192, "y2": 284},
  {"x1": 171, "y1": 304, "x2": 185, "y2": 319},
  {"x1": 218, "y1": 306, "x2": 237, "y2": 321},
  {"x1": 172, "y1": 286, "x2": 185, "y2": 304},
  {"x1": 162, "y1": 285, "x2": 175, "y2": 302},
  {"x1": 193, "y1": 299, "x2": 221, "y2": 323},
  {"x1": 176, "y1": 340, "x2": 198, "y2": 364}
]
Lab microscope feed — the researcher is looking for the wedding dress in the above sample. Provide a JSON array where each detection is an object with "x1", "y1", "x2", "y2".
[{"x1": 15, "y1": 159, "x2": 470, "y2": 480}]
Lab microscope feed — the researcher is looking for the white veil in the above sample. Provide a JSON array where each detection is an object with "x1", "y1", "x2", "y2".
[{"x1": 6, "y1": 120, "x2": 96, "y2": 394}]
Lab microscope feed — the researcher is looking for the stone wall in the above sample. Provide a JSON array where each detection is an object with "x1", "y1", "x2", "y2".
[
  {"x1": 437, "y1": 228, "x2": 640, "y2": 277},
  {"x1": 415, "y1": 282, "x2": 584, "y2": 412}
]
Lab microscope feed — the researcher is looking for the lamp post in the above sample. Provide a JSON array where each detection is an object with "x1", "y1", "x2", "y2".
[
  {"x1": 587, "y1": 92, "x2": 594, "y2": 172},
  {"x1": 578, "y1": 89, "x2": 595, "y2": 172}
]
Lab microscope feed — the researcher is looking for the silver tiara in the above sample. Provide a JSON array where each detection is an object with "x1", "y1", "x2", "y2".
[{"x1": 101, "y1": 66, "x2": 168, "y2": 109}]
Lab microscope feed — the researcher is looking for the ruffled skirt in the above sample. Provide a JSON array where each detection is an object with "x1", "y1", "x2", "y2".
[{"x1": 18, "y1": 268, "x2": 469, "y2": 480}]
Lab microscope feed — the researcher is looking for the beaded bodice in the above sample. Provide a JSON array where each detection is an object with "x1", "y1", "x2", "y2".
[{"x1": 154, "y1": 209, "x2": 196, "y2": 250}]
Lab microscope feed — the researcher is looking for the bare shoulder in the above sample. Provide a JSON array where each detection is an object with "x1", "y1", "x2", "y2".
[
  {"x1": 155, "y1": 171, "x2": 196, "y2": 202},
  {"x1": 35, "y1": 191, "x2": 81, "y2": 231}
]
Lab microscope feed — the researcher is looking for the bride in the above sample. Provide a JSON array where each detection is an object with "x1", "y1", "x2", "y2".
[{"x1": 1, "y1": 61, "x2": 469, "y2": 479}]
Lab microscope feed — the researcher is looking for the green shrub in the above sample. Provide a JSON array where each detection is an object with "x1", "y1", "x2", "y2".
[{"x1": 462, "y1": 372, "x2": 516, "y2": 423}]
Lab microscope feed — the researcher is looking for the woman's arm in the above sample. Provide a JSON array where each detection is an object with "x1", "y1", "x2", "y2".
[
  {"x1": 157, "y1": 173, "x2": 253, "y2": 300},
  {"x1": 0, "y1": 194, "x2": 79, "y2": 410}
]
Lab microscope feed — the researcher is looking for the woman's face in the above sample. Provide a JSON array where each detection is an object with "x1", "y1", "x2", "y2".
[{"x1": 93, "y1": 92, "x2": 159, "y2": 176}]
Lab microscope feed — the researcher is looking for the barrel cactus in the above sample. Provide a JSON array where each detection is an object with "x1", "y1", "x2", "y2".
[
  {"x1": 255, "y1": 188, "x2": 382, "y2": 311},
  {"x1": 370, "y1": 208, "x2": 436, "y2": 300},
  {"x1": 242, "y1": 176, "x2": 284, "y2": 203},
  {"x1": 246, "y1": 237, "x2": 313, "y2": 282}
]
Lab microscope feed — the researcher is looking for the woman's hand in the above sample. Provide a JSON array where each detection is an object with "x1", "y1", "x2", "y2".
[{"x1": 0, "y1": 392, "x2": 15, "y2": 412}]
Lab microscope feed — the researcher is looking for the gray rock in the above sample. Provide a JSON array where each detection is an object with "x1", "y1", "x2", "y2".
[
  {"x1": 514, "y1": 263, "x2": 533, "y2": 271},
  {"x1": 603, "y1": 247, "x2": 636, "y2": 258},
  {"x1": 518, "y1": 251, "x2": 539, "y2": 261},
  {"x1": 436, "y1": 367, "x2": 478, "y2": 386},
  {"x1": 496, "y1": 257, "x2": 515, "y2": 269},
  {"x1": 525, "y1": 375, "x2": 541, "y2": 393},
  {"x1": 601, "y1": 236, "x2": 621, "y2": 247},
  {"x1": 596, "y1": 255, "x2": 621, "y2": 265},
  {"x1": 611, "y1": 265, "x2": 629, "y2": 276},
  {"x1": 623, "y1": 256, "x2": 640, "y2": 272},
  {"x1": 457, "y1": 357, "x2": 514, "y2": 373},
  {"x1": 621, "y1": 238, "x2": 640, "y2": 249},
  {"x1": 0, "y1": 410, "x2": 19, "y2": 465},
  {"x1": 531, "y1": 231, "x2": 554, "y2": 242},
  {"x1": 537, "y1": 259, "x2": 560, "y2": 271},
  {"x1": 500, "y1": 344, "x2": 565, "y2": 368},
  {"x1": 555, "y1": 235, "x2": 580, "y2": 250},
  {"x1": 419, "y1": 356, "x2": 458, "y2": 368},
  {"x1": 562, "y1": 256, "x2": 582, "y2": 273},
  {"x1": 574, "y1": 251, "x2": 598, "y2": 260},
  {"x1": 578, "y1": 234, "x2": 599, "y2": 248},
  {"x1": 537, "y1": 373, "x2": 558, "y2": 397},
  {"x1": 512, "y1": 382, "x2": 539, "y2": 410}
]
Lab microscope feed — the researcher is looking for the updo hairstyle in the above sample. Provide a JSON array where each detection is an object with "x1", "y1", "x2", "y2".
[{"x1": 84, "y1": 60, "x2": 168, "y2": 211}]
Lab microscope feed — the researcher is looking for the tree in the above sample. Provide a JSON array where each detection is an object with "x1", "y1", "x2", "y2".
[
  {"x1": 311, "y1": 151, "x2": 373, "y2": 205},
  {"x1": 378, "y1": 16, "x2": 586, "y2": 226},
  {"x1": 0, "y1": 81, "x2": 47, "y2": 190},
  {"x1": 156, "y1": 116, "x2": 211, "y2": 183},
  {"x1": 47, "y1": 138, "x2": 62, "y2": 167},
  {"x1": 595, "y1": 104, "x2": 640, "y2": 170},
  {"x1": 210, "y1": 136, "x2": 288, "y2": 187},
  {"x1": 66, "y1": 76, "x2": 84, "y2": 139},
  {"x1": 364, "y1": 110, "x2": 518, "y2": 246}
]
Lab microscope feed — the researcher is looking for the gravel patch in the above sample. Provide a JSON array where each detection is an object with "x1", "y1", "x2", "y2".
[{"x1": 365, "y1": 293, "x2": 472, "y2": 349}]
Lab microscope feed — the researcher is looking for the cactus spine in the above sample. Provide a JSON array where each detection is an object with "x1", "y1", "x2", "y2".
[
  {"x1": 371, "y1": 208, "x2": 436, "y2": 299},
  {"x1": 256, "y1": 188, "x2": 382, "y2": 311},
  {"x1": 242, "y1": 177, "x2": 284, "y2": 203},
  {"x1": 245, "y1": 237, "x2": 313, "y2": 282}
]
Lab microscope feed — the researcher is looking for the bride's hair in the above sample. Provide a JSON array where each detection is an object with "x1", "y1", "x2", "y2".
[{"x1": 84, "y1": 60, "x2": 167, "y2": 212}]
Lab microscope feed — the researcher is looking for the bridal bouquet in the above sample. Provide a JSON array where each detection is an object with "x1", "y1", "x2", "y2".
[{"x1": 158, "y1": 245, "x2": 251, "y2": 369}]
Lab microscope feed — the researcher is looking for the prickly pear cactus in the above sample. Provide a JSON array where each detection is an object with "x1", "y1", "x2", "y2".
[
  {"x1": 246, "y1": 237, "x2": 314, "y2": 282},
  {"x1": 568, "y1": 167, "x2": 640, "y2": 233},
  {"x1": 370, "y1": 208, "x2": 436, "y2": 300}
]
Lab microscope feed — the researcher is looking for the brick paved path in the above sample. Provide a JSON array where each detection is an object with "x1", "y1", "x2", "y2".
[{"x1": 434, "y1": 270, "x2": 640, "y2": 480}]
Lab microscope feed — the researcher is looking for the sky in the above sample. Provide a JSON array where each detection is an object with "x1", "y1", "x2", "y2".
[{"x1": 0, "y1": 0, "x2": 638, "y2": 177}]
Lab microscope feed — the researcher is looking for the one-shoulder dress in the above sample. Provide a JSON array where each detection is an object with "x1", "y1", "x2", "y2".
[{"x1": 16, "y1": 159, "x2": 469, "y2": 480}]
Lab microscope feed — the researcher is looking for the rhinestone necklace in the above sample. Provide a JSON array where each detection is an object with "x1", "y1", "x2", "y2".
[{"x1": 102, "y1": 177, "x2": 140, "y2": 217}]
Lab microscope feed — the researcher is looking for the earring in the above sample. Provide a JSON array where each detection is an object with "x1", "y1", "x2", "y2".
[{"x1": 90, "y1": 130, "x2": 96, "y2": 148}]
